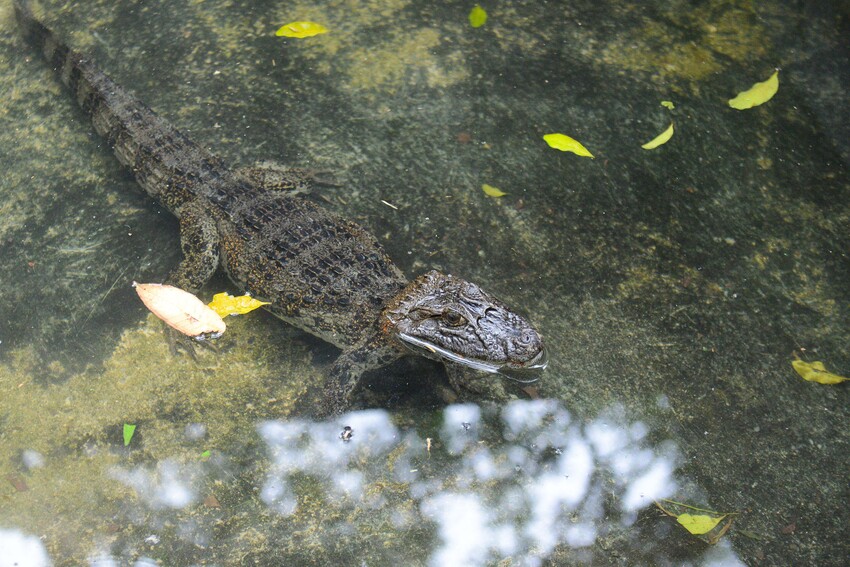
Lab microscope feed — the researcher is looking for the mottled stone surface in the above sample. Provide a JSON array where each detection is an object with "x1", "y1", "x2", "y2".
[{"x1": 0, "y1": 1, "x2": 847, "y2": 565}]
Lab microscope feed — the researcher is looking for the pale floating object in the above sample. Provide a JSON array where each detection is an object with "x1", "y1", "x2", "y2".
[
  {"x1": 728, "y1": 70, "x2": 779, "y2": 110},
  {"x1": 133, "y1": 282, "x2": 226, "y2": 338},
  {"x1": 207, "y1": 292, "x2": 270, "y2": 317},
  {"x1": 660, "y1": 100, "x2": 675, "y2": 109},
  {"x1": 481, "y1": 183, "x2": 506, "y2": 197},
  {"x1": 543, "y1": 133, "x2": 594, "y2": 158},
  {"x1": 641, "y1": 122, "x2": 674, "y2": 150},
  {"x1": 275, "y1": 21, "x2": 328, "y2": 38}
]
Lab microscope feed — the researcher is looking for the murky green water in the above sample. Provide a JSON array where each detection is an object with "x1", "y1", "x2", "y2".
[{"x1": 1, "y1": 1, "x2": 848, "y2": 565}]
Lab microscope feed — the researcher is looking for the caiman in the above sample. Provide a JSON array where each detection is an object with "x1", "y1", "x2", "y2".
[{"x1": 14, "y1": 0, "x2": 547, "y2": 415}]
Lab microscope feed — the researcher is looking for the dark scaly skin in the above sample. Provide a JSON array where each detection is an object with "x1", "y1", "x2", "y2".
[{"x1": 15, "y1": 1, "x2": 546, "y2": 415}]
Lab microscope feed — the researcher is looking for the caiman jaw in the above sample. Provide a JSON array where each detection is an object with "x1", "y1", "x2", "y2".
[{"x1": 382, "y1": 270, "x2": 547, "y2": 375}]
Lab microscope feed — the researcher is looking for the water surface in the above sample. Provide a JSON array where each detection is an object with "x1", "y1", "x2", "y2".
[{"x1": 1, "y1": 1, "x2": 848, "y2": 565}]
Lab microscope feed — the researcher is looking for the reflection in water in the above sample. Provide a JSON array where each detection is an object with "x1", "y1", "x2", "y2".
[
  {"x1": 1, "y1": 401, "x2": 745, "y2": 566},
  {"x1": 253, "y1": 400, "x2": 740, "y2": 566},
  {"x1": 111, "y1": 461, "x2": 197, "y2": 510},
  {"x1": 0, "y1": 529, "x2": 52, "y2": 567}
]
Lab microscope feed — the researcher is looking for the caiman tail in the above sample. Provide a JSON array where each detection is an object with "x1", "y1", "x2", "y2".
[{"x1": 13, "y1": 0, "x2": 234, "y2": 214}]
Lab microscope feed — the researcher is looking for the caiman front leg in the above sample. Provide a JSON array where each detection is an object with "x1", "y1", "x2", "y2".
[
  {"x1": 161, "y1": 199, "x2": 221, "y2": 355},
  {"x1": 319, "y1": 333, "x2": 404, "y2": 417},
  {"x1": 445, "y1": 363, "x2": 510, "y2": 401},
  {"x1": 165, "y1": 199, "x2": 221, "y2": 291},
  {"x1": 236, "y1": 161, "x2": 339, "y2": 194}
]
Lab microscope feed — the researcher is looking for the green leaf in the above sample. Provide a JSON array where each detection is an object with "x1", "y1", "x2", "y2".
[
  {"x1": 728, "y1": 70, "x2": 779, "y2": 110},
  {"x1": 641, "y1": 122, "x2": 674, "y2": 150},
  {"x1": 656, "y1": 499, "x2": 734, "y2": 543},
  {"x1": 543, "y1": 133, "x2": 594, "y2": 158},
  {"x1": 275, "y1": 22, "x2": 328, "y2": 38},
  {"x1": 469, "y1": 5, "x2": 488, "y2": 28},
  {"x1": 123, "y1": 423, "x2": 136, "y2": 447},
  {"x1": 677, "y1": 513, "x2": 726, "y2": 535},
  {"x1": 792, "y1": 359, "x2": 848, "y2": 385},
  {"x1": 482, "y1": 183, "x2": 506, "y2": 197}
]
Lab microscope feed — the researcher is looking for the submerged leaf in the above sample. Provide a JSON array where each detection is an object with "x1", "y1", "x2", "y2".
[
  {"x1": 655, "y1": 499, "x2": 735, "y2": 543},
  {"x1": 677, "y1": 513, "x2": 726, "y2": 535},
  {"x1": 208, "y1": 292, "x2": 270, "y2": 317},
  {"x1": 792, "y1": 359, "x2": 848, "y2": 385},
  {"x1": 728, "y1": 70, "x2": 779, "y2": 110},
  {"x1": 123, "y1": 423, "x2": 136, "y2": 446},
  {"x1": 134, "y1": 282, "x2": 226, "y2": 338},
  {"x1": 276, "y1": 21, "x2": 328, "y2": 38},
  {"x1": 482, "y1": 183, "x2": 506, "y2": 197},
  {"x1": 469, "y1": 5, "x2": 488, "y2": 28},
  {"x1": 6, "y1": 473, "x2": 28, "y2": 492},
  {"x1": 543, "y1": 133, "x2": 594, "y2": 158},
  {"x1": 641, "y1": 122, "x2": 674, "y2": 150}
]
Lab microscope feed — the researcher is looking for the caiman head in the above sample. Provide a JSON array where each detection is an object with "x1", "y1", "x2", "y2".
[{"x1": 382, "y1": 271, "x2": 547, "y2": 377}]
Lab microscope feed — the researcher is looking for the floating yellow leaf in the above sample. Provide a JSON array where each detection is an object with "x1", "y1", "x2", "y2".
[
  {"x1": 641, "y1": 122, "x2": 674, "y2": 150},
  {"x1": 275, "y1": 21, "x2": 328, "y2": 38},
  {"x1": 660, "y1": 100, "x2": 675, "y2": 110},
  {"x1": 543, "y1": 133, "x2": 594, "y2": 158},
  {"x1": 208, "y1": 292, "x2": 270, "y2": 317},
  {"x1": 482, "y1": 183, "x2": 506, "y2": 197},
  {"x1": 469, "y1": 5, "x2": 488, "y2": 28},
  {"x1": 677, "y1": 513, "x2": 726, "y2": 535},
  {"x1": 792, "y1": 359, "x2": 848, "y2": 385},
  {"x1": 728, "y1": 70, "x2": 779, "y2": 110},
  {"x1": 134, "y1": 282, "x2": 226, "y2": 338}
]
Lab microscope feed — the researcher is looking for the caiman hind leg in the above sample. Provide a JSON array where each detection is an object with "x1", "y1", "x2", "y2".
[
  {"x1": 161, "y1": 199, "x2": 221, "y2": 356},
  {"x1": 319, "y1": 333, "x2": 404, "y2": 417}
]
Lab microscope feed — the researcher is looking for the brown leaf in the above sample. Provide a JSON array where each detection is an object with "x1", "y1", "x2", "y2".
[
  {"x1": 6, "y1": 473, "x2": 28, "y2": 492},
  {"x1": 522, "y1": 386, "x2": 541, "y2": 399},
  {"x1": 204, "y1": 494, "x2": 221, "y2": 508}
]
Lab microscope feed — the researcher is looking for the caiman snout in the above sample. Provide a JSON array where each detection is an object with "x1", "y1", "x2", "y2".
[{"x1": 479, "y1": 305, "x2": 546, "y2": 367}]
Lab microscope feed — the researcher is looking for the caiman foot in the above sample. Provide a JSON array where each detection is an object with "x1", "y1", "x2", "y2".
[
  {"x1": 445, "y1": 363, "x2": 512, "y2": 401},
  {"x1": 165, "y1": 325, "x2": 220, "y2": 359}
]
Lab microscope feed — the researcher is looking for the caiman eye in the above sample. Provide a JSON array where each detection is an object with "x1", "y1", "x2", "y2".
[{"x1": 441, "y1": 310, "x2": 467, "y2": 326}]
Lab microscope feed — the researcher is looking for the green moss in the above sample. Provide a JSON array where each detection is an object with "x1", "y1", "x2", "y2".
[
  {"x1": 0, "y1": 314, "x2": 322, "y2": 562},
  {"x1": 267, "y1": 0, "x2": 469, "y2": 95},
  {"x1": 598, "y1": 1, "x2": 770, "y2": 85}
]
